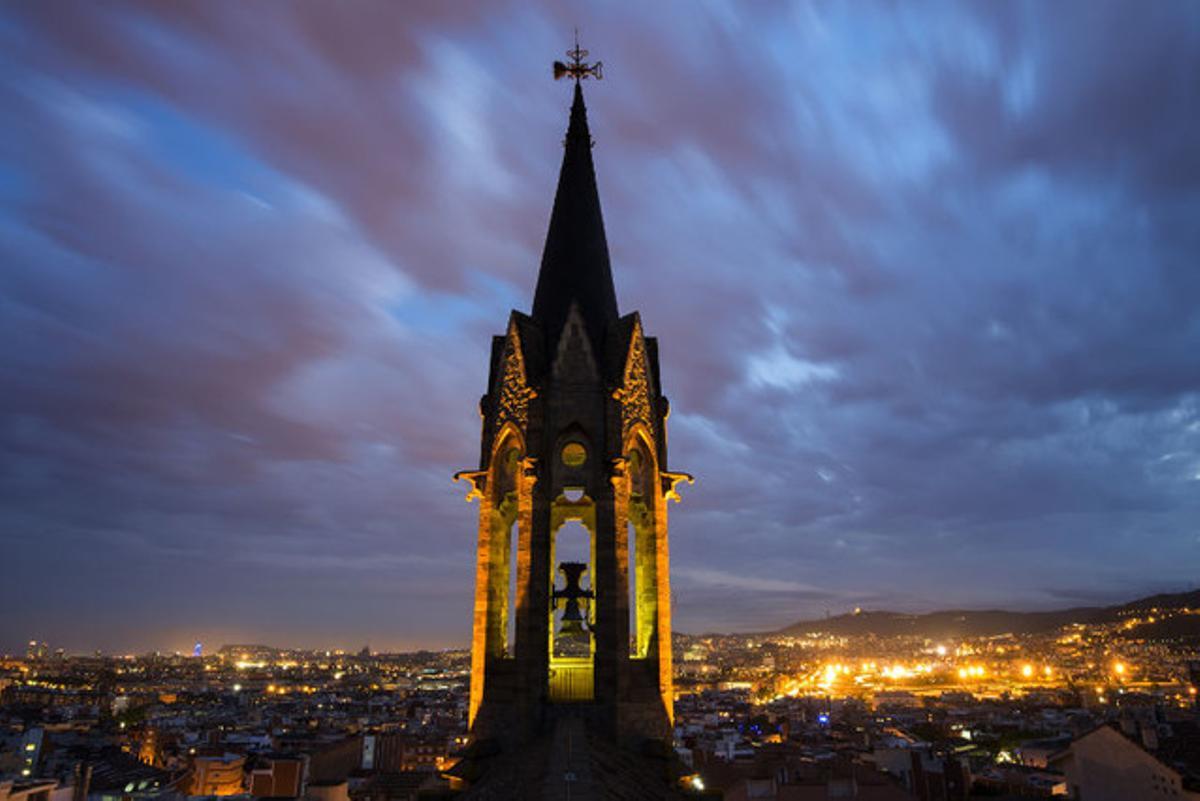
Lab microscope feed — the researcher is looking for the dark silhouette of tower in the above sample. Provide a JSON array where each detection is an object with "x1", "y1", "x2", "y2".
[{"x1": 456, "y1": 47, "x2": 690, "y2": 757}]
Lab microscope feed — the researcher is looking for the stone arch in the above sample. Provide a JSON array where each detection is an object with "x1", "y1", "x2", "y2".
[
  {"x1": 625, "y1": 426, "x2": 658, "y2": 498},
  {"x1": 548, "y1": 485, "x2": 596, "y2": 643},
  {"x1": 547, "y1": 481, "x2": 597, "y2": 701},
  {"x1": 489, "y1": 423, "x2": 525, "y2": 496},
  {"x1": 487, "y1": 425, "x2": 523, "y2": 658},
  {"x1": 624, "y1": 425, "x2": 659, "y2": 659}
]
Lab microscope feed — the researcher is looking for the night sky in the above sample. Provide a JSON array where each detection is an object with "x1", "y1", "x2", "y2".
[{"x1": 2, "y1": 3, "x2": 1198, "y2": 654}]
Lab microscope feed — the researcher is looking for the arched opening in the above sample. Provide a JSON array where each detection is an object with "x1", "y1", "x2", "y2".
[
  {"x1": 488, "y1": 440, "x2": 521, "y2": 659},
  {"x1": 551, "y1": 520, "x2": 592, "y2": 659},
  {"x1": 548, "y1": 489, "x2": 596, "y2": 702},
  {"x1": 627, "y1": 442, "x2": 658, "y2": 660}
]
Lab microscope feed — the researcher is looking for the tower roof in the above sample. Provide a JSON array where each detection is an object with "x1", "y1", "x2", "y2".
[{"x1": 531, "y1": 81, "x2": 619, "y2": 356}]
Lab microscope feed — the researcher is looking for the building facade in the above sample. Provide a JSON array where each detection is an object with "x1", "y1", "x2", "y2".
[{"x1": 1050, "y1": 725, "x2": 1200, "y2": 801}]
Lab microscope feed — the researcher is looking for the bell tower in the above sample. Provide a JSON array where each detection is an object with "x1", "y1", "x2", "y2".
[{"x1": 456, "y1": 41, "x2": 690, "y2": 749}]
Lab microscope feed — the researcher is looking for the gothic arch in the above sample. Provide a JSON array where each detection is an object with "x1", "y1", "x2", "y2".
[
  {"x1": 623, "y1": 425, "x2": 660, "y2": 660},
  {"x1": 486, "y1": 426, "x2": 524, "y2": 659}
]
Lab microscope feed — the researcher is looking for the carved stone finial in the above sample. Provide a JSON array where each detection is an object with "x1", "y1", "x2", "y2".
[
  {"x1": 613, "y1": 323, "x2": 654, "y2": 437},
  {"x1": 496, "y1": 322, "x2": 537, "y2": 438}
]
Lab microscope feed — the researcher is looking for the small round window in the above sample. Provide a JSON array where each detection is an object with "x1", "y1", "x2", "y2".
[{"x1": 561, "y1": 442, "x2": 587, "y2": 467}]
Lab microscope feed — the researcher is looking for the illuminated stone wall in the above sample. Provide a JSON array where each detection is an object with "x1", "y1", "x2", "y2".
[
  {"x1": 460, "y1": 310, "x2": 686, "y2": 747},
  {"x1": 457, "y1": 79, "x2": 688, "y2": 749}
]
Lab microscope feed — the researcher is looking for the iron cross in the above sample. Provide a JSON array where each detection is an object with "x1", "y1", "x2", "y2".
[{"x1": 553, "y1": 30, "x2": 603, "y2": 82}]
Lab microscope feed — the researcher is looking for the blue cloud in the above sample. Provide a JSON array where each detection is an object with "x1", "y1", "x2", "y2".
[{"x1": 1, "y1": 1, "x2": 1197, "y2": 651}]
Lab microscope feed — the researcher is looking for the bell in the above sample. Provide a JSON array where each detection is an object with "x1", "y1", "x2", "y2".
[
  {"x1": 552, "y1": 562, "x2": 593, "y2": 657},
  {"x1": 558, "y1": 616, "x2": 589, "y2": 643},
  {"x1": 561, "y1": 597, "x2": 585, "y2": 622},
  {"x1": 552, "y1": 561, "x2": 594, "y2": 635},
  {"x1": 556, "y1": 562, "x2": 589, "y2": 596}
]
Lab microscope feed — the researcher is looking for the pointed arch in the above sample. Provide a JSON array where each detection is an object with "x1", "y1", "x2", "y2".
[
  {"x1": 551, "y1": 304, "x2": 600, "y2": 383},
  {"x1": 485, "y1": 424, "x2": 525, "y2": 659},
  {"x1": 490, "y1": 420, "x2": 526, "y2": 461},
  {"x1": 547, "y1": 487, "x2": 597, "y2": 702},
  {"x1": 624, "y1": 423, "x2": 660, "y2": 513},
  {"x1": 623, "y1": 424, "x2": 660, "y2": 660}
]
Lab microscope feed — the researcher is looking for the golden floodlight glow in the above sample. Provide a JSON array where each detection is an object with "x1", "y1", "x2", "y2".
[
  {"x1": 1114, "y1": 662, "x2": 1127, "y2": 676},
  {"x1": 234, "y1": 660, "x2": 266, "y2": 670},
  {"x1": 1021, "y1": 664, "x2": 1034, "y2": 678}
]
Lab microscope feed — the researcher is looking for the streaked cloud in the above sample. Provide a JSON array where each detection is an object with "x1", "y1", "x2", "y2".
[{"x1": 1, "y1": 1, "x2": 1197, "y2": 651}]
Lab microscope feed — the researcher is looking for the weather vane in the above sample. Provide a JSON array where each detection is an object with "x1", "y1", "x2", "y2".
[{"x1": 553, "y1": 29, "x2": 603, "y2": 82}]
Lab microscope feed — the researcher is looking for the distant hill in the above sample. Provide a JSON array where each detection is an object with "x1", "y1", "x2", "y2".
[{"x1": 775, "y1": 589, "x2": 1200, "y2": 640}]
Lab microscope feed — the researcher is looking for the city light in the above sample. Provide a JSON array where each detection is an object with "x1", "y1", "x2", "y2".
[
  {"x1": 8, "y1": 600, "x2": 1197, "y2": 798},
  {"x1": 235, "y1": 660, "x2": 266, "y2": 670}
]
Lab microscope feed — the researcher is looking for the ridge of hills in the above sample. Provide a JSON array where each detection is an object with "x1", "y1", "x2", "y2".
[{"x1": 772, "y1": 589, "x2": 1200, "y2": 640}]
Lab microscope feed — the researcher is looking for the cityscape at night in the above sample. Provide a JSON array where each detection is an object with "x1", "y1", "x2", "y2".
[
  {"x1": 4, "y1": 588, "x2": 1199, "y2": 798},
  {"x1": 3, "y1": 2, "x2": 1199, "y2": 800}
]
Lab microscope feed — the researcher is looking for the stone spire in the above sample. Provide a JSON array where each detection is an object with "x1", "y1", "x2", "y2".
[
  {"x1": 531, "y1": 81, "x2": 619, "y2": 356},
  {"x1": 457, "y1": 40, "x2": 689, "y2": 782}
]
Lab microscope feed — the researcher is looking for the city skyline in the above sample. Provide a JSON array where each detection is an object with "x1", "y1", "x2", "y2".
[
  {"x1": 3, "y1": 3, "x2": 1200, "y2": 654},
  {"x1": 12, "y1": 585, "x2": 1198, "y2": 659}
]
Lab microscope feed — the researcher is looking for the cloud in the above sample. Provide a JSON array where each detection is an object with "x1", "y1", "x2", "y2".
[
  {"x1": 1, "y1": 1, "x2": 1197, "y2": 650},
  {"x1": 674, "y1": 567, "x2": 833, "y2": 597}
]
